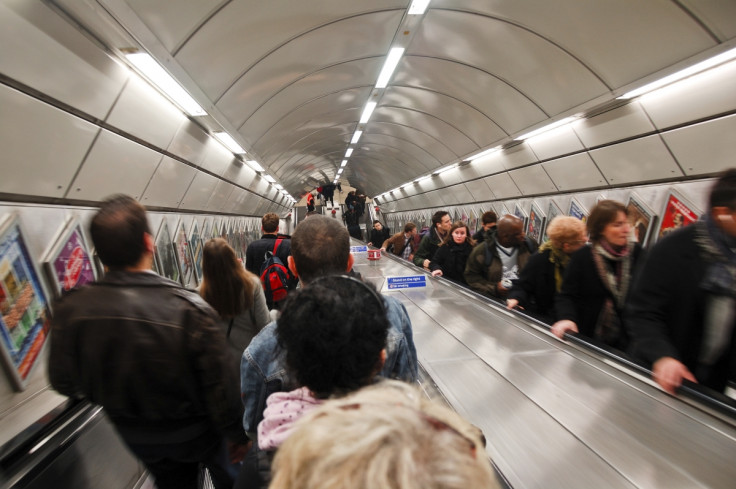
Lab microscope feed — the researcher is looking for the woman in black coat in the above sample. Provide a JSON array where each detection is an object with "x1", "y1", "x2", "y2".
[
  {"x1": 430, "y1": 221, "x2": 475, "y2": 285},
  {"x1": 551, "y1": 200, "x2": 645, "y2": 350}
]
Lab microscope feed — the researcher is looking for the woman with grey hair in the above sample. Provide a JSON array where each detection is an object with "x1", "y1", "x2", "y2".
[{"x1": 269, "y1": 380, "x2": 499, "y2": 489}]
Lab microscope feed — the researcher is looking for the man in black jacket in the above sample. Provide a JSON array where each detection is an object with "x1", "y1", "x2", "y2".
[
  {"x1": 626, "y1": 169, "x2": 736, "y2": 395},
  {"x1": 48, "y1": 195, "x2": 248, "y2": 489},
  {"x1": 245, "y1": 212, "x2": 298, "y2": 308}
]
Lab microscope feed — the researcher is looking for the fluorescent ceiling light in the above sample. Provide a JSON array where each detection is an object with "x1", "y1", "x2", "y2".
[
  {"x1": 360, "y1": 101, "x2": 377, "y2": 123},
  {"x1": 125, "y1": 53, "x2": 206, "y2": 116},
  {"x1": 337, "y1": 168, "x2": 343, "y2": 175},
  {"x1": 376, "y1": 47, "x2": 405, "y2": 89},
  {"x1": 439, "y1": 164, "x2": 458, "y2": 174},
  {"x1": 516, "y1": 117, "x2": 577, "y2": 141},
  {"x1": 275, "y1": 184, "x2": 283, "y2": 190},
  {"x1": 408, "y1": 0, "x2": 431, "y2": 15},
  {"x1": 465, "y1": 146, "x2": 501, "y2": 162},
  {"x1": 351, "y1": 131, "x2": 363, "y2": 144},
  {"x1": 340, "y1": 160, "x2": 348, "y2": 167},
  {"x1": 619, "y1": 46, "x2": 736, "y2": 99},
  {"x1": 213, "y1": 132, "x2": 246, "y2": 154},
  {"x1": 245, "y1": 160, "x2": 264, "y2": 172},
  {"x1": 264, "y1": 175, "x2": 276, "y2": 183},
  {"x1": 345, "y1": 148, "x2": 353, "y2": 158},
  {"x1": 419, "y1": 175, "x2": 432, "y2": 183}
]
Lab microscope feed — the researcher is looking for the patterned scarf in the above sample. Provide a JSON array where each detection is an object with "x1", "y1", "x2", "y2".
[
  {"x1": 538, "y1": 241, "x2": 569, "y2": 292},
  {"x1": 591, "y1": 239, "x2": 632, "y2": 346}
]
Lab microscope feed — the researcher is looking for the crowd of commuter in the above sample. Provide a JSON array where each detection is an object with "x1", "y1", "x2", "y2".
[
  {"x1": 45, "y1": 169, "x2": 736, "y2": 488},
  {"x1": 372, "y1": 169, "x2": 736, "y2": 397}
]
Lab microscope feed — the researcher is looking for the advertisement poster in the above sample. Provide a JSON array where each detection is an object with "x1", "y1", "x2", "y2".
[
  {"x1": 43, "y1": 219, "x2": 97, "y2": 298},
  {"x1": 656, "y1": 190, "x2": 700, "y2": 242},
  {"x1": 190, "y1": 220, "x2": 203, "y2": 284},
  {"x1": 155, "y1": 220, "x2": 180, "y2": 284},
  {"x1": 174, "y1": 221, "x2": 195, "y2": 287},
  {"x1": 568, "y1": 197, "x2": 588, "y2": 222},
  {"x1": 526, "y1": 202, "x2": 546, "y2": 244},
  {"x1": 625, "y1": 193, "x2": 657, "y2": 246},
  {"x1": 543, "y1": 201, "x2": 564, "y2": 242},
  {"x1": 513, "y1": 203, "x2": 528, "y2": 229},
  {"x1": 0, "y1": 215, "x2": 52, "y2": 390}
]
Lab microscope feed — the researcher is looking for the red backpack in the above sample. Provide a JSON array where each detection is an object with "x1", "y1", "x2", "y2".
[{"x1": 259, "y1": 238, "x2": 290, "y2": 307}]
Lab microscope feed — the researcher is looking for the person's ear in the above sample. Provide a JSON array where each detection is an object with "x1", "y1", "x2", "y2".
[
  {"x1": 287, "y1": 256, "x2": 299, "y2": 277},
  {"x1": 346, "y1": 253, "x2": 355, "y2": 272},
  {"x1": 143, "y1": 233, "x2": 154, "y2": 253}
]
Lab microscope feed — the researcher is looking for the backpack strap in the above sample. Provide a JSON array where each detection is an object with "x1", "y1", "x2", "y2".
[{"x1": 273, "y1": 238, "x2": 283, "y2": 255}]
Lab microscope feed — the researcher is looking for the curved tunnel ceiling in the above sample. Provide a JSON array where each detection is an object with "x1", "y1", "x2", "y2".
[{"x1": 54, "y1": 0, "x2": 735, "y2": 200}]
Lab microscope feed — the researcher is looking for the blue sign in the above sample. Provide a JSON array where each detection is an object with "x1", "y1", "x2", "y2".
[
  {"x1": 386, "y1": 275, "x2": 427, "y2": 289},
  {"x1": 350, "y1": 245, "x2": 368, "y2": 253}
]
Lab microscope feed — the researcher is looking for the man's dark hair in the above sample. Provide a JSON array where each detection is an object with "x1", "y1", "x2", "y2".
[
  {"x1": 403, "y1": 222, "x2": 416, "y2": 233},
  {"x1": 481, "y1": 211, "x2": 497, "y2": 226},
  {"x1": 262, "y1": 213, "x2": 280, "y2": 233},
  {"x1": 709, "y1": 168, "x2": 736, "y2": 210},
  {"x1": 90, "y1": 194, "x2": 150, "y2": 270},
  {"x1": 587, "y1": 200, "x2": 627, "y2": 242},
  {"x1": 291, "y1": 216, "x2": 349, "y2": 282},
  {"x1": 431, "y1": 211, "x2": 449, "y2": 229},
  {"x1": 276, "y1": 276, "x2": 389, "y2": 398}
]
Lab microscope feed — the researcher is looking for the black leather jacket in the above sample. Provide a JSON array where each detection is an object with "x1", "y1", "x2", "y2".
[{"x1": 48, "y1": 270, "x2": 247, "y2": 445}]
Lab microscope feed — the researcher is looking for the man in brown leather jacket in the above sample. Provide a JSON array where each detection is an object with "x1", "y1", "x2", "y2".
[
  {"x1": 48, "y1": 195, "x2": 247, "y2": 489},
  {"x1": 381, "y1": 222, "x2": 418, "y2": 261}
]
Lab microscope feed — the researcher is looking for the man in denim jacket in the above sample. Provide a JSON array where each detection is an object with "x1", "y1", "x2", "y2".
[{"x1": 241, "y1": 216, "x2": 418, "y2": 440}]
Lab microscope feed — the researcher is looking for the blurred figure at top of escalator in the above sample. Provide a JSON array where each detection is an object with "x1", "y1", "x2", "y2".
[{"x1": 626, "y1": 169, "x2": 736, "y2": 395}]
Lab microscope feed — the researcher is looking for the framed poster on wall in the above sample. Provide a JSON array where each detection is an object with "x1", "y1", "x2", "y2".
[
  {"x1": 173, "y1": 220, "x2": 195, "y2": 287},
  {"x1": 543, "y1": 201, "x2": 564, "y2": 243},
  {"x1": 513, "y1": 203, "x2": 528, "y2": 229},
  {"x1": 568, "y1": 197, "x2": 588, "y2": 222},
  {"x1": 189, "y1": 220, "x2": 204, "y2": 284},
  {"x1": 527, "y1": 202, "x2": 546, "y2": 244},
  {"x1": 0, "y1": 214, "x2": 52, "y2": 391},
  {"x1": 42, "y1": 218, "x2": 97, "y2": 298},
  {"x1": 154, "y1": 220, "x2": 180, "y2": 284},
  {"x1": 625, "y1": 193, "x2": 658, "y2": 246},
  {"x1": 655, "y1": 189, "x2": 700, "y2": 242}
]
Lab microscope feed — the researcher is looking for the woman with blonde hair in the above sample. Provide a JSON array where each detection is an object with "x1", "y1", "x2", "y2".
[
  {"x1": 506, "y1": 215, "x2": 587, "y2": 323},
  {"x1": 200, "y1": 238, "x2": 270, "y2": 371},
  {"x1": 269, "y1": 380, "x2": 499, "y2": 489}
]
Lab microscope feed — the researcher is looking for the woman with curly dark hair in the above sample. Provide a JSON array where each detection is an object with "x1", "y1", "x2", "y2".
[{"x1": 256, "y1": 275, "x2": 390, "y2": 452}]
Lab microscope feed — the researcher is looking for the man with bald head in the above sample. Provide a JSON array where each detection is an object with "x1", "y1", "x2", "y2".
[{"x1": 464, "y1": 214, "x2": 538, "y2": 300}]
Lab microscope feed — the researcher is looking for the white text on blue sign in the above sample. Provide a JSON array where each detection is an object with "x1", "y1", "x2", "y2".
[{"x1": 387, "y1": 275, "x2": 427, "y2": 289}]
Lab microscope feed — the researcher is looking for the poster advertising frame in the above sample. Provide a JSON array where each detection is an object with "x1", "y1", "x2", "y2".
[
  {"x1": 513, "y1": 203, "x2": 528, "y2": 229},
  {"x1": 543, "y1": 201, "x2": 564, "y2": 242},
  {"x1": 655, "y1": 189, "x2": 701, "y2": 243},
  {"x1": 41, "y1": 217, "x2": 97, "y2": 299},
  {"x1": 173, "y1": 220, "x2": 196, "y2": 287},
  {"x1": 189, "y1": 219, "x2": 204, "y2": 284},
  {"x1": 625, "y1": 192, "x2": 658, "y2": 247},
  {"x1": 154, "y1": 220, "x2": 180, "y2": 284},
  {"x1": 568, "y1": 197, "x2": 589, "y2": 222},
  {"x1": 526, "y1": 201, "x2": 546, "y2": 245},
  {"x1": 0, "y1": 214, "x2": 53, "y2": 391},
  {"x1": 200, "y1": 218, "x2": 211, "y2": 244}
]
